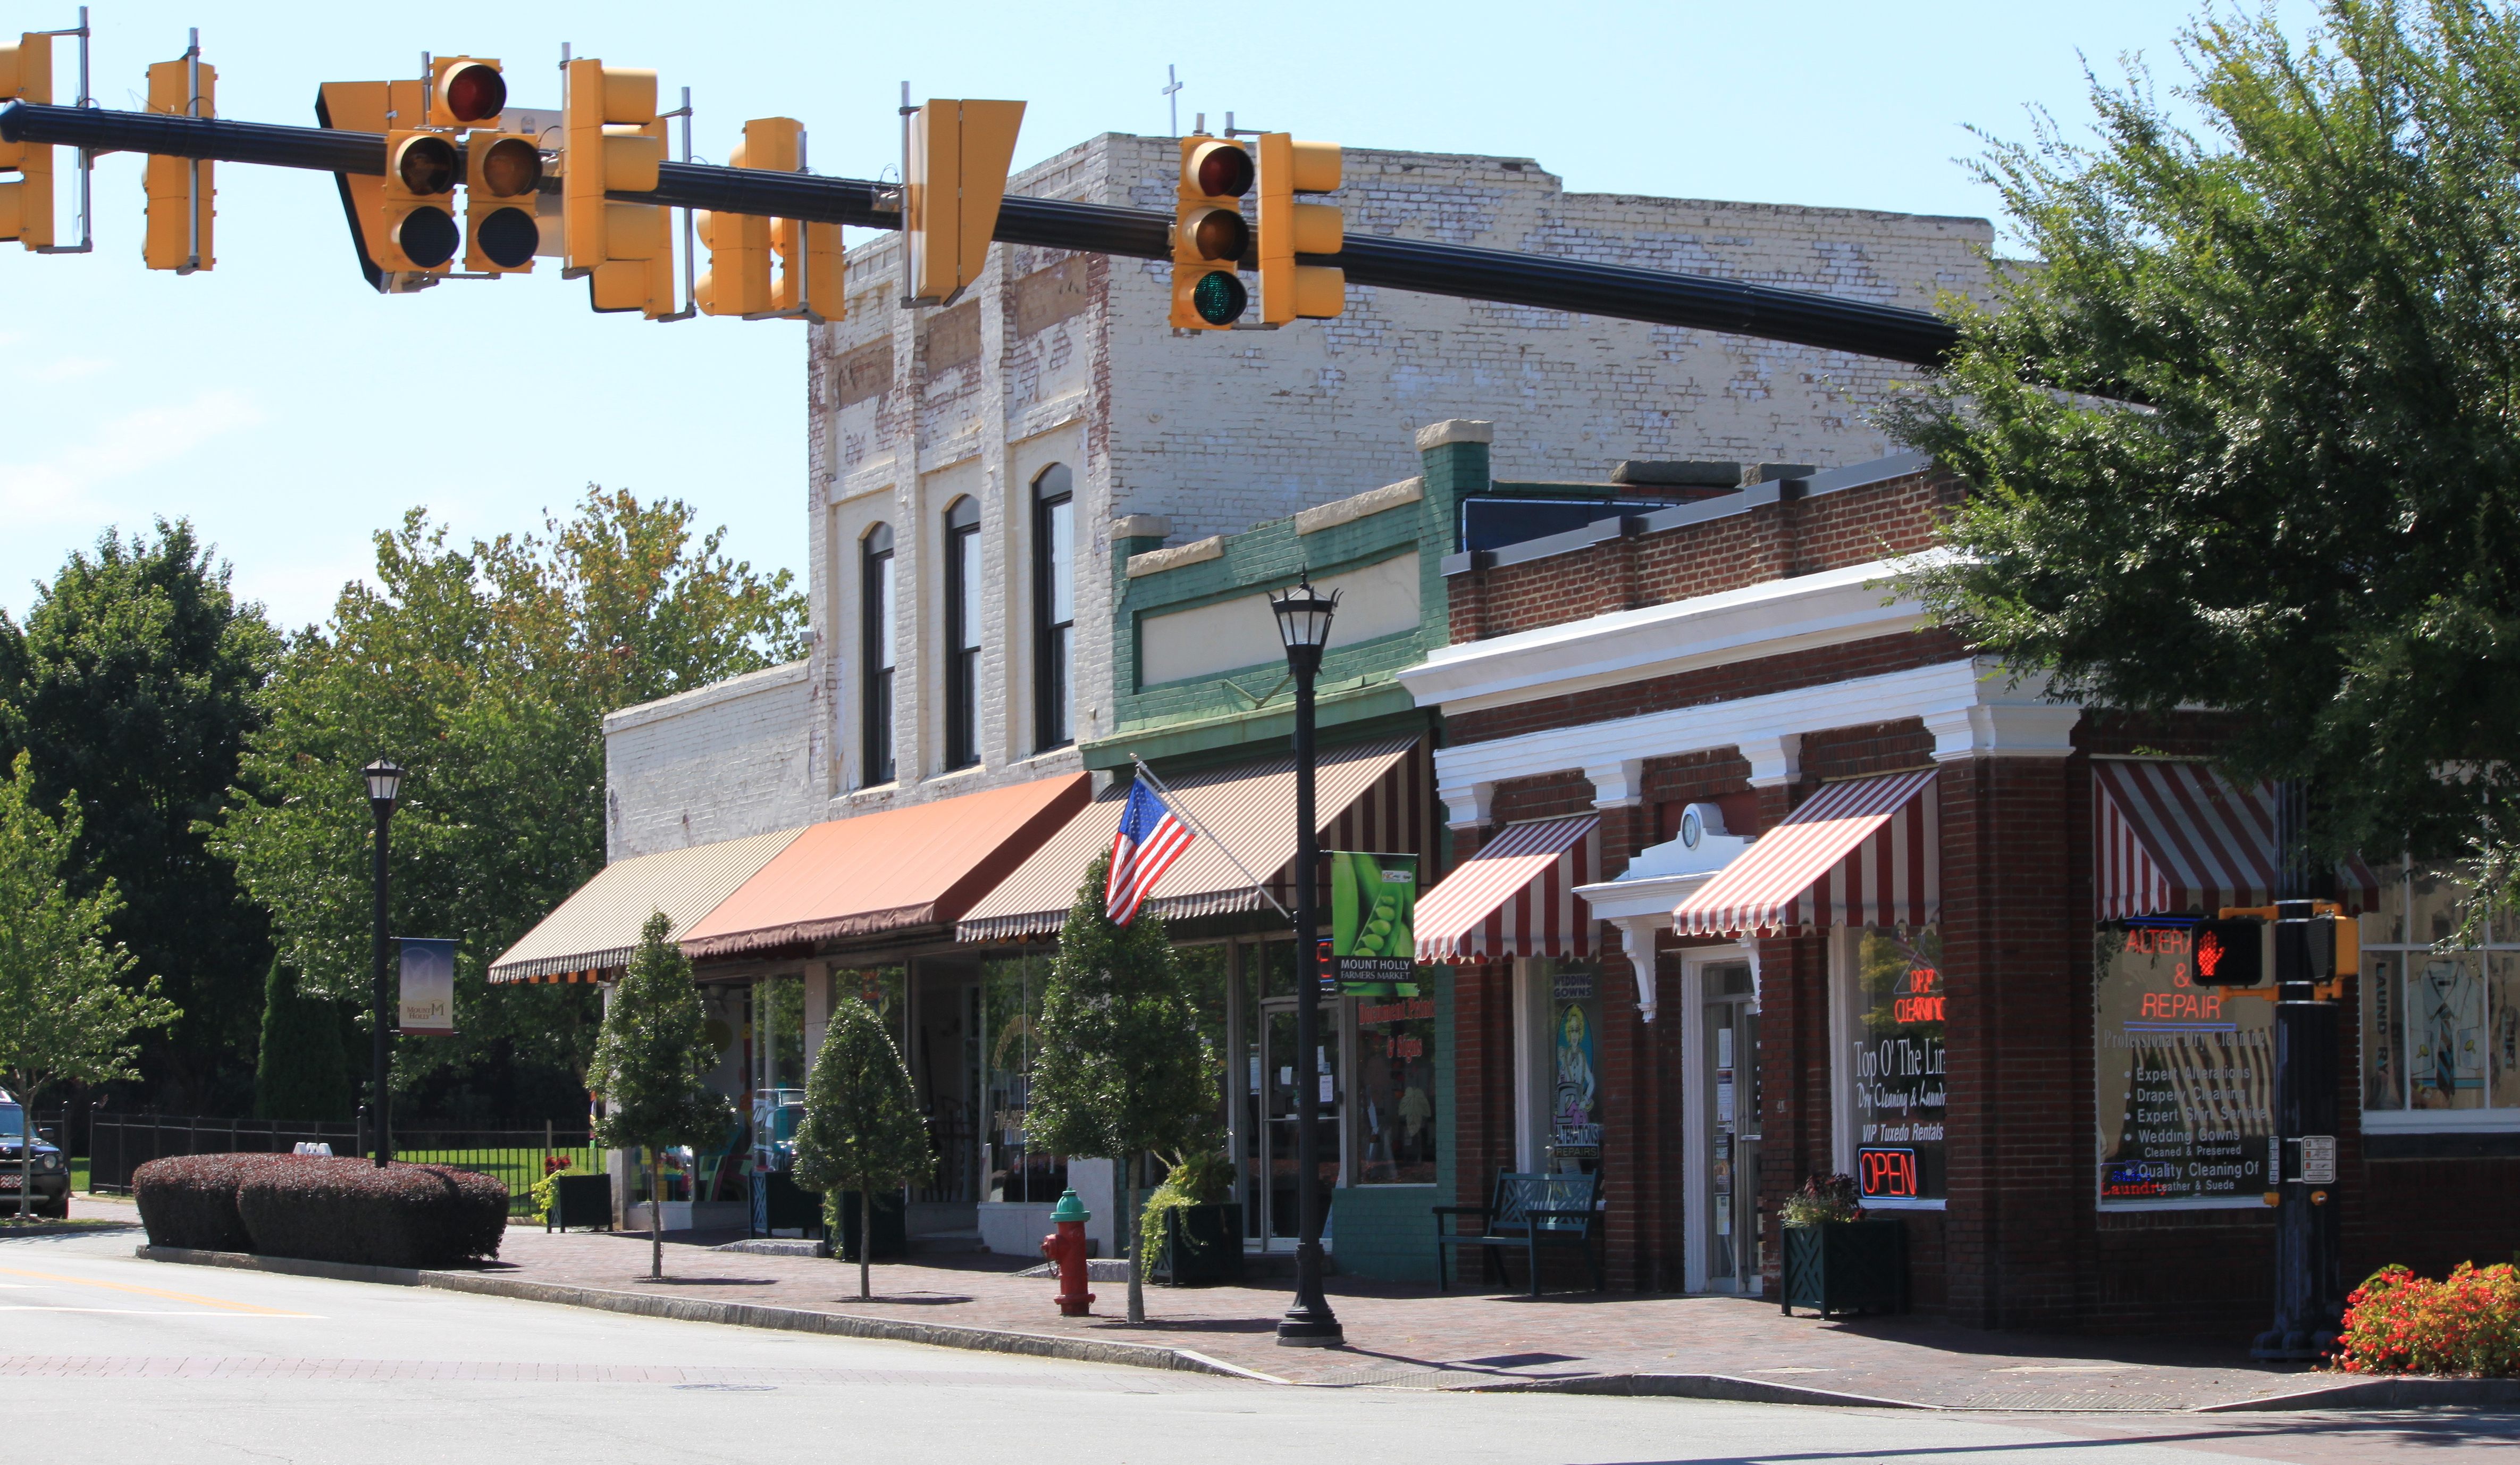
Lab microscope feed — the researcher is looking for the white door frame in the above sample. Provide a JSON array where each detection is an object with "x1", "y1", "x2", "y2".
[{"x1": 1679, "y1": 942, "x2": 1753, "y2": 1294}]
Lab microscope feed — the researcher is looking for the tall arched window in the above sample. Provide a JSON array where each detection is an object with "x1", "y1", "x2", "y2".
[
  {"x1": 1032, "y1": 464, "x2": 1074, "y2": 751},
  {"x1": 943, "y1": 496, "x2": 982, "y2": 771},
  {"x1": 861, "y1": 523, "x2": 895, "y2": 785}
]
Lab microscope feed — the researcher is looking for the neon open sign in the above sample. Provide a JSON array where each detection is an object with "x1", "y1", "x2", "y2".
[{"x1": 1858, "y1": 1146, "x2": 1920, "y2": 1200}]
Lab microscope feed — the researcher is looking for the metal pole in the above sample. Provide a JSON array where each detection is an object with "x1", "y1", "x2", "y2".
[
  {"x1": 2255, "y1": 778, "x2": 2344, "y2": 1360},
  {"x1": 371, "y1": 802, "x2": 392, "y2": 1168},
  {"x1": 1278, "y1": 649, "x2": 1343, "y2": 1347}
]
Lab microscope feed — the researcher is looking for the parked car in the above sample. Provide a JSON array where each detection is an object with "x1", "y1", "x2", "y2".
[{"x1": 0, "y1": 1089, "x2": 70, "y2": 1219}]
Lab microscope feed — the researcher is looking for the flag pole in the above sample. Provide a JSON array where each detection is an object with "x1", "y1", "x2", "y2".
[{"x1": 1130, "y1": 756, "x2": 1292, "y2": 922}]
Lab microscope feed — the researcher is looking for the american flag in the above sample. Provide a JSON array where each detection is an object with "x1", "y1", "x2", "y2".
[{"x1": 1106, "y1": 779, "x2": 1195, "y2": 927}]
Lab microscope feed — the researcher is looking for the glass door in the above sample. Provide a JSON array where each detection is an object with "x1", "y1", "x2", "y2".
[
  {"x1": 1246, "y1": 998, "x2": 1341, "y2": 1244},
  {"x1": 1703, "y1": 961, "x2": 1761, "y2": 1292}
]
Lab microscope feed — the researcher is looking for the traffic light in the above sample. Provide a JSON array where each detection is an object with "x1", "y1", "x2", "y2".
[
  {"x1": 772, "y1": 214, "x2": 842, "y2": 321},
  {"x1": 464, "y1": 132, "x2": 542, "y2": 273},
  {"x1": 904, "y1": 98, "x2": 1024, "y2": 304},
  {"x1": 1171, "y1": 135, "x2": 1250, "y2": 329},
  {"x1": 2190, "y1": 918, "x2": 2267, "y2": 989},
  {"x1": 1255, "y1": 134, "x2": 1344, "y2": 323},
  {"x1": 0, "y1": 31, "x2": 53, "y2": 247},
  {"x1": 428, "y1": 56, "x2": 506, "y2": 130},
  {"x1": 693, "y1": 120, "x2": 775, "y2": 317},
  {"x1": 380, "y1": 129, "x2": 460, "y2": 273},
  {"x1": 563, "y1": 57, "x2": 674, "y2": 317},
  {"x1": 142, "y1": 45, "x2": 215, "y2": 272}
]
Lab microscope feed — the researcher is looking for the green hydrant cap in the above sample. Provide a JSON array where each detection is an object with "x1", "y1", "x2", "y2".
[{"x1": 1050, "y1": 1188, "x2": 1090, "y2": 1224}]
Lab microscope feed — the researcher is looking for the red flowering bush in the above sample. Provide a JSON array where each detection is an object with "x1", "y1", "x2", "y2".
[
  {"x1": 133, "y1": 1154, "x2": 297, "y2": 1252},
  {"x1": 2333, "y1": 1262, "x2": 2520, "y2": 1376},
  {"x1": 235, "y1": 1158, "x2": 507, "y2": 1270}
]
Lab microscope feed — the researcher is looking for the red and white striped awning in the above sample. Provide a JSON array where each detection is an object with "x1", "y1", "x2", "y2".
[
  {"x1": 1414, "y1": 814, "x2": 1600, "y2": 964},
  {"x1": 1674, "y1": 769, "x2": 1939, "y2": 937},
  {"x1": 2092, "y1": 760, "x2": 2382, "y2": 919}
]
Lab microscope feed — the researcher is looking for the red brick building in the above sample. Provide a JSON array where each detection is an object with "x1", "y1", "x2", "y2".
[{"x1": 1398, "y1": 424, "x2": 2520, "y2": 1334}]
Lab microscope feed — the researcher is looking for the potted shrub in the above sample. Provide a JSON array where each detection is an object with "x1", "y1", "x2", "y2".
[
  {"x1": 1140, "y1": 1146, "x2": 1241, "y2": 1287},
  {"x1": 1779, "y1": 1173, "x2": 1906, "y2": 1318}
]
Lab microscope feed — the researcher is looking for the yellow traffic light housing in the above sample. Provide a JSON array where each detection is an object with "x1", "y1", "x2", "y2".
[
  {"x1": 0, "y1": 31, "x2": 54, "y2": 247},
  {"x1": 429, "y1": 56, "x2": 506, "y2": 130},
  {"x1": 142, "y1": 45, "x2": 214, "y2": 272},
  {"x1": 1256, "y1": 134, "x2": 1343, "y2": 323},
  {"x1": 464, "y1": 133, "x2": 542, "y2": 273},
  {"x1": 1172, "y1": 135, "x2": 1251, "y2": 329},
  {"x1": 693, "y1": 122, "x2": 773, "y2": 316},
  {"x1": 380, "y1": 129, "x2": 460, "y2": 273},
  {"x1": 904, "y1": 98, "x2": 1024, "y2": 305},
  {"x1": 563, "y1": 57, "x2": 674, "y2": 317}
]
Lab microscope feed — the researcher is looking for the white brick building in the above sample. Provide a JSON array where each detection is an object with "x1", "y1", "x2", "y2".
[{"x1": 603, "y1": 132, "x2": 1994, "y2": 854}]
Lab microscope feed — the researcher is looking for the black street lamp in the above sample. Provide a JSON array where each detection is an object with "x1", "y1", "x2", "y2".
[
  {"x1": 364, "y1": 759, "x2": 405, "y2": 1169},
  {"x1": 1269, "y1": 575, "x2": 1343, "y2": 1349}
]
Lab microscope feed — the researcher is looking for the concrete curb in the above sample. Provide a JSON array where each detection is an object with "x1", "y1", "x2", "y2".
[
  {"x1": 2196, "y1": 1377, "x2": 2520, "y2": 1411},
  {"x1": 136, "y1": 1244, "x2": 1271, "y2": 1383},
  {"x1": 1469, "y1": 1372, "x2": 1924, "y2": 1410}
]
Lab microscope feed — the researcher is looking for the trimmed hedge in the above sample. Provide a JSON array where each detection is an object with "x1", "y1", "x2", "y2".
[
  {"x1": 133, "y1": 1153, "x2": 292, "y2": 1252},
  {"x1": 236, "y1": 1158, "x2": 507, "y2": 1269},
  {"x1": 133, "y1": 1152, "x2": 508, "y2": 1269}
]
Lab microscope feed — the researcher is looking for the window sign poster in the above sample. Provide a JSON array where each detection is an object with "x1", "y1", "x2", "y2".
[
  {"x1": 397, "y1": 938, "x2": 458, "y2": 1037},
  {"x1": 1330, "y1": 851, "x2": 1419, "y2": 996},
  {"x1": 2095, "y1": 923, "x2": 2274, "y2": 1208},
  {"x1": 1549, "y1": 964, "x2": 1602, "y2": 1169},
  {"x1": 1853, "y1": 927, "x2": 1946, "y2": 1203}
]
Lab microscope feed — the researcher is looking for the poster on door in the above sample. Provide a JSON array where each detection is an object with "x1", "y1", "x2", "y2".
[
  {"x1": 1330, "y1": 851, "x2": 1419, "y2": 995},
  {"x1": 397, "y1": 937, "x2": 458, "y2": 1037},
  {"x1": 2094, "y1": 921, "x2": 2274, "y2": 1209},
  {"x1": 1549, "y1": 964, "x2": 1602, "y2": 1167}
]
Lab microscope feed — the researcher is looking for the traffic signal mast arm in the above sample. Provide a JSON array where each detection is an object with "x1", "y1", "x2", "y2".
[{"x1": 0, "y1": 97, "x2": 1962, "y2": 365}]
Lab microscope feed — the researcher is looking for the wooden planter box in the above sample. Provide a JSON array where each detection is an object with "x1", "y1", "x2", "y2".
[
  {"x1": 547, "y1": 1174, "x2": 613, "y2": 1232},
  {"x1": 831, "y1": 1191, "x2": 908, "y2": 1261},
  {"x1": 1154, "y1": 1203, "x2": 1244, "y2": 1287},
  {"x1": 1780, "y1": 1219, "x2": 1906, "y2": 1318}
]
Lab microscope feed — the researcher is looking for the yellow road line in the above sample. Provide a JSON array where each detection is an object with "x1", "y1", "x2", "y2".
[{"x1": 0, "y1": 1266, "x2": 307, "y2": 1316}]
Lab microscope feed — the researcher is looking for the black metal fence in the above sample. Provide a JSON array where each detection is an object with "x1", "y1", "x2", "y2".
[{"x1": 87, "y1": 1114, "x2": 599, "y2": 1219}]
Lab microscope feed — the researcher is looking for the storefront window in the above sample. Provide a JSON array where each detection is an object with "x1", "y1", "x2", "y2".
[
  {"x1": 1544, "y1": 961, "x2": 1602, "y2": 1175},
  {"x1": 981, "y1": 953, "x2": 1065, "y2": 1203},
  {"x1": 1355, "y1": 986, "x2": 1437, "y2": 1184},
  {"x1": 2094, "y1": 922, "x2": 2274, "y2": 1209},
  {"x1": 2361, "y1": 865, "x2": 2520, "y2": 1124},
  {"x1": 1849, "y1": 926, "x2": 1946, "y2": 1206}
]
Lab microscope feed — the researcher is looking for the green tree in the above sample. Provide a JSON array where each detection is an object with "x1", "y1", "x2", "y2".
[
  {"x1": 1028, "y1": 851, "x2": 1212, "y2": 1323},
  {"x1": 792, "y1": 997, "x2": 931, "y2": 1300},
  {"x1": 0, "y1": 752, "x2": 179, "y2": 1216},
  {"x1": 1888, "y1": 0, "x2": 2520, "y2": 886},
  {"x1": 212, "y1": 488, "x2": 804, "y2": 1125},
  {"x1": 588, "y1": 911, "x2": 733, "y2": 1278},
  {"x1": 2, "y1": 521, "x2": 278, "y2": 1114},
  {"x1": 253, "y1": 958, "x2": 351, "y2": 1123}
]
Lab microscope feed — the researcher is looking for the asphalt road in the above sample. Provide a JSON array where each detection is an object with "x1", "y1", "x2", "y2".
[{"x1": 2, "y1": 1228, "x2": 2512, "y2": 1465}]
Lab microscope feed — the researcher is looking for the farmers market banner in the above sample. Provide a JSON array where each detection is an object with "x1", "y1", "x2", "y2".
[
  {"x1": 398, "y1": 937, "x2": 458, "y2": 1037},
  {"x1": 1330, "y1": 851, "x2": 1419, "y2": 997}
]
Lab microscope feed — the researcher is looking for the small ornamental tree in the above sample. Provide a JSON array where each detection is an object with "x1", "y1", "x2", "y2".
[
  {"x1": 0, "y1": 752, "x2": 179, "y2": 1219},
  {"x1": 793, "y1": 995, "x2": 930, "y2": 1301},
  {"x1": 1028, "y1": 850, "x2": 1212, "y2": 1323},
  {"x1": 588, "y1": 911, "x2": 732, "y2": 1278},
  {"x1": 253, "y1": 958, "x2": 351, "y2": 1122}
]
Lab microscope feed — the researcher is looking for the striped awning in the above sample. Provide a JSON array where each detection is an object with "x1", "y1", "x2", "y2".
[
  {"x1": 956, "y1": 736, "x2": 1432, "y2": 942},
  {"x1": 2092, "y1": 760, "x2": 2382, "y2": 919},
  {"x1": 487, "y1": 827, "x2": 806, "y2": 983},
  {"x1": 1674, "y1": 768, "x2": 1939, "y2": 937},
  {"x1": 1413, "y1": 814, "x2": 1599, "y2": 964}
]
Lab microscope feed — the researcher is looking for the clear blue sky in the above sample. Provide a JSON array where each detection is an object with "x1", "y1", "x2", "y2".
[{"x1": 0, "y1": 0, "x2": 2296, "y2": 631}]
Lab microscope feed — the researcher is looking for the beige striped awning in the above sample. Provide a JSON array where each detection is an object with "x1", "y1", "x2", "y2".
[
  {"x1": 486, "y1": 827, "x2": 806, "y2": 983},
  {"x1": 955, "y1": 735, "x2": 1432, "y2": 942}
]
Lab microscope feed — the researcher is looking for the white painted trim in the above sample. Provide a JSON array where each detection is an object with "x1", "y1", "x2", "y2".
[
  {"x1": 1400, "y1": 555, "x2": 1948, "y2": 715},
  {"x1": 1586, "y1": 758, "x2": 1648, "y2": 808},
  {"x1": 1295, "y1": 476, "x2": 1423, "y2": 535},
  {"x1": 2362, "y1": 1109, "x2": 2520, "y2": 1133},
  {"x1": 602, "y1": 659, "x2": 811, "y2": 735}
]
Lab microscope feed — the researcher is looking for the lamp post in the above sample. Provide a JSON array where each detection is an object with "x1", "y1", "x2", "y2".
[
  {"x1": 363, "y1": 759, "x2": 405, "y2": 1169},
  {"x1": 1269, "y1": 575, "x2": 1343, "y2": 1349}
]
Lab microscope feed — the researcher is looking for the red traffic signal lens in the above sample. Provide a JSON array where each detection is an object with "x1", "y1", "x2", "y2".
[
  {"x1": 474, "y1": 205, "x2": 537, "y2": 269},
  {"x1": 1191, "y1": 269, "x2": 1247, "y2": 326},
  {"x1": 1187, "y1": 205, "x2": 1248, "y2": 263},
  {"x1": 475, "y1": 136, "x2": 542, "y2": 198},
  {"x1": 391, "y1": 206, "x2": 460, "y2": 269},
  {"x1": 394, "y1": 134, "x2": 459, "y2": 196},
  {"x1": 1188, "y1": 139, "x2": 1253, "y2": 198},
  {"x1": 443, "y1": 62, "x2": 506, "y2": 124}
]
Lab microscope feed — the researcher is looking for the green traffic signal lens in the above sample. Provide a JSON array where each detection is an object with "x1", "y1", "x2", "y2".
[
  {"x1": 1192, "y1": 269, "x2": 1247, "y2": 326},
  {"x1": 392, "y1": 206, "x2": 460, "y2": 269},
  {"x1": 475, "y1": 205, "x2": 538, "y2": 269}
]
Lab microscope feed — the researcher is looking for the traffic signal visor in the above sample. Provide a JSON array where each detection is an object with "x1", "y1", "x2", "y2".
[
  {"x1": 0, "y1": 32, "x2": 54, "y2": 247},
  {"x1": 430, "y1": 57, "x2": 506, "y2": 129}
]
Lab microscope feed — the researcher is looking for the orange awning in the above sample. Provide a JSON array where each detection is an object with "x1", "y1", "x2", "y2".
[{"x1": 679, "y1": 774, "x2": 1089, "y2": 960}]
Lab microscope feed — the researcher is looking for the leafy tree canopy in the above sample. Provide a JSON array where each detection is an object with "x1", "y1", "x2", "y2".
[
  {"x1": 211, "y1": 488, "x2": 804, "y2": 1120},
  {"x1": 1028, "y1": 850, "x2": 1213, "y2": 1163},
  {"x1": 254, "y1": 958, "x2": 351, "y2": 1123},
  {"x1": 588, "y1": 912, "x2": 733, "y2": 1156},
  {"x1": 1890, "y1": 0, "x2": 2520, "y2": 868}
]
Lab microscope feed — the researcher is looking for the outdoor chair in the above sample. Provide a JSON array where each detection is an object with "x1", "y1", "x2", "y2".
[{"x1": 1432, "y1": 1169, "x2": 1605, "y2": 1296}]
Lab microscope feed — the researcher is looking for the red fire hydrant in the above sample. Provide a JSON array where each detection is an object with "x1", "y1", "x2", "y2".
[{"x1": 1040, "y1": 1188, "x2": 1095, "y2": 1317}]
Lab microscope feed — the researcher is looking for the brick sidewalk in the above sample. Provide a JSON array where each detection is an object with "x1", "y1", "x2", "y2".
[{"x1": 458, "y1": 1223, "x2": 2322, "y2": 1410}]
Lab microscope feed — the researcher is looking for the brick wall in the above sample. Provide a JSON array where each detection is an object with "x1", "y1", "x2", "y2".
[{"x1": 603, "y1": 662, "x2": 820, "y2": 860}]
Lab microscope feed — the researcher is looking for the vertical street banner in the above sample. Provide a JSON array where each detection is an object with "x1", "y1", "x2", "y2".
[
  {"x1": 397, "y1": 937, "x2": 458, "y2": 1037},
  {"x1": 1330, "y1": 851, "x2": 1418, "y2": 996}
]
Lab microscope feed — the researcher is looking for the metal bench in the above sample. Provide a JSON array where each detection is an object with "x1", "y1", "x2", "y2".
[{"x1": 1432, "y1": 1169, "x2": 1604, "y2": 1295}]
